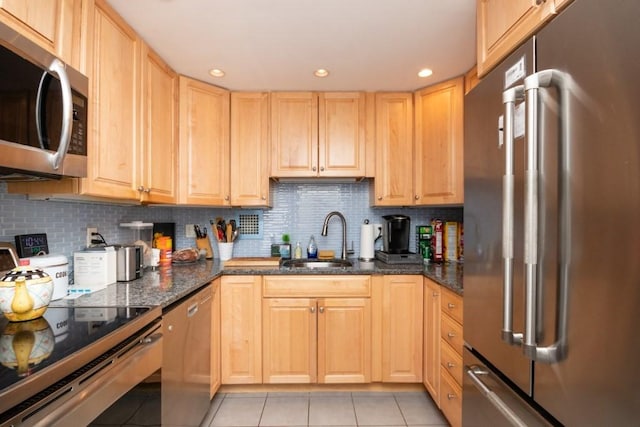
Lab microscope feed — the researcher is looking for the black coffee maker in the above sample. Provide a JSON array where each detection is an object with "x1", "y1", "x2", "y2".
[{"x1": 381, "y1": 214, "x2": 411, "y2": 254}]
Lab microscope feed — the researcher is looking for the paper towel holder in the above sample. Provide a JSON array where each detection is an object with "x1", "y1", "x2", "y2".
[{"x1": 359, "y1": 219, "x2": 377, "y2": 262}]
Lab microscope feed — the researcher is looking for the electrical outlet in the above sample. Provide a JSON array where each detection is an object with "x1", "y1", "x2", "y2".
[
  {"x1": 185, "y1": 224, "x2": 196, "y2": 238},
  {"x1": 86, "y1": 227, "x2": 98, "y2": 248}
]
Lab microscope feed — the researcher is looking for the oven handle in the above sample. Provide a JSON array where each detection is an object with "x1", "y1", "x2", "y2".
[
  {"x1": 27, "y1": 328, "x2": 163, "y2": 427},
  {"x1": 466, "y1": 365, "x2": 528, "y2": 427},
  {"x1": 36, "y1": 58, "x2": 73, "y2": 171}
]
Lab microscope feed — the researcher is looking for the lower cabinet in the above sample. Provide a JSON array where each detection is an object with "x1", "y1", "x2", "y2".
[
  {"x1": 423, "y1": 277, "x2": 463, "y2": 427},
  {"x1": 220, "y1": 275, "x2": 262, "y2": 384},
  {"x1": 210, "y1": 278, "x2": 221, "y2": 397},
  {"x1": 262, "y1": 275, "x2": 372, "y2": 384}
]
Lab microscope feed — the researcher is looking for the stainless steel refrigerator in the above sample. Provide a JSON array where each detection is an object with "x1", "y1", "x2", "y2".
[{"x1": 463, "y1": 0, "x2": 640, "y2": 425}]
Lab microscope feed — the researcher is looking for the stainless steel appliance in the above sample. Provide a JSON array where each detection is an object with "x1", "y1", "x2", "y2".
[
  {"x1": 381, "y1": 214, "x2": 411, "y2": 254},
  {"x1": 0, "y1": 21, "x2": 88, "y2": 181},
  {"x1": 115, "y1": 244, "x2": 143, "y2": 282},
  {"x1": 463, "y1": 1, "x2": 640, "y2": 425},
  {"x1": 0, "y1": 306, "x2": 162, "y2": 426}
]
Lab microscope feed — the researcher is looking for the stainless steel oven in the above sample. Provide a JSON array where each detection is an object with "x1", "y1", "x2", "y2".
[
  {"x1": 0, "y1": 306, "x2": 162, "y2": 427},
  {"x1": 0, "y1": 20, "x2": 88, "y2": 181}
]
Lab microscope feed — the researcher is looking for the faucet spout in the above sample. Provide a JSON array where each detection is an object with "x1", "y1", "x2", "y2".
[{"x1": 321, "y1": 211, "x2": 348, "y2": 260}]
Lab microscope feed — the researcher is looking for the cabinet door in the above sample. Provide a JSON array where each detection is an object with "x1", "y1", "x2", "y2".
[
  {"x1": 382, "y1": 275, "x2": 423, "y2": 382},
  {"x1": 270, "y1": 92, "x2": 318, "y2": 177},
  {"x1": 477, "y1": 0, "x2": 556, "y2": 77},
  {"x1": 140, "y1": 43, "x2": 177, "y2": 203},
  {"x1": 81, "y1": 0, "x2": 140, "y2": 200},
  {"x1": 0, "y1": 0, "x2": 81, "y2": 65},
  {"x1": 230, "y1": 92, "x2": 270, "y2": 206},
  {"x1": 262, "y1": 298, "x2": 317, "y2": 384},
  {"x1": 220, "y1": 275, "x2": 262, "y2": 384},
  {"x1": 210, "y1": 278, "x2": 221, "y2": 397},
  {"x1": 318, "y1": 92, "x2": 366, "y2": 177},
  {"x1": 414, "y1": 77, "x2": 464, "y2": 205},
  {"x1": 178, "y1": 76, "x2": 230, "y2": 205},
  {"x1": 373, "y1": 93, "x2": 414, "y2": 206},
  {"x1": 424, "y1": 278, "x2": 441, "y2": 404},
  {"x1": 318, "y1": 298, "x2": 371, "y2": 383}
]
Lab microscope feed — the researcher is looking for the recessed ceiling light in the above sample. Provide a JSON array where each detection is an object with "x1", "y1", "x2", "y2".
[
  {"x1": 314, "y1": 68, "x2": 329, "y2": 78},
  {"x1": 418, "y1": 68, "x2": 433, "y2": 78},
  {"x1": 209, "y1": 68, "x2": 225, "y2": 77}
]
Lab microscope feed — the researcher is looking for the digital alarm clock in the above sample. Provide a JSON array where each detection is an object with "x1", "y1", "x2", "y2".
[{"x1": 14, "y1": 233, "x2": 49, "y2": 258}]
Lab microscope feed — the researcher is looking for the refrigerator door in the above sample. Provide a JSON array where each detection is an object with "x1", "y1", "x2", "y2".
[
  {"x1": 463, "y1": 40, "x2": 535, "y2": 395},
  {"x1": 463, "y1": 347, "x2": 551, "y2": 427},
  {"x1": 529, "y1": 0, "x2": 640, "y2": 424}
]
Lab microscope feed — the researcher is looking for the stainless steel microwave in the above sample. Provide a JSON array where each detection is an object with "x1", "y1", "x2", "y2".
[{"x1": 0, "y1": 21, "x2": 88, "y2": 181}]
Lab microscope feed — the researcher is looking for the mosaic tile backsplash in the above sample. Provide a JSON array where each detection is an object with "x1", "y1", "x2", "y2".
[{"x1": 0, "y1": 182, "x2": 462, "y2": 276}]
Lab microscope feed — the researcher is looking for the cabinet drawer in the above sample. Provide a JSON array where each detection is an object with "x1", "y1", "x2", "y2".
[
  {"x1": 441, "y1": 314, "x2": 463, "y2": 355},
  {"x1": 263, "y1": 275, "x2": 370, "y2": 297},
  {"x1": 441, "y1": 289, "x2": 463, "y2": 324},
  {"x1": 440, "y1": 369, "x2": 462, "y2": 427},
  {"x1": 440, "y1": 340, "x2": 463, "y2": 386}
]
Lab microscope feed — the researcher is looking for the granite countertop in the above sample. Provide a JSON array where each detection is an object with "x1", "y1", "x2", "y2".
[{"x1": 51, "y1": 259, "x2": 463, "y2": 311}]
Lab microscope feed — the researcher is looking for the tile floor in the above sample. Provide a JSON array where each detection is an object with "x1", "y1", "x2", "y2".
[{"x1": 204, "y1": 391, "x2": 449, "y2": 427}]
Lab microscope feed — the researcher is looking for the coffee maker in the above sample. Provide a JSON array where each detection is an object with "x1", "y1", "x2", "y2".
[{"x1": 375, "y1": 215, "x2": 422, "y2": 264}]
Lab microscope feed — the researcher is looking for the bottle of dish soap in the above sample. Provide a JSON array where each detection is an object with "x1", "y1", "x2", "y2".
[
  {"x1": 307, "y1": 235, "x2": 318, "y2": 259},
  {"x1": 294, "y1": 242, "x2": 302, "y2": 259}
]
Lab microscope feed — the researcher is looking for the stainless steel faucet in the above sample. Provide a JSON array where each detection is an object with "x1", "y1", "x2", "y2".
[{"x1": 321, "y1": 211, "x2": 348, "y2": 260}]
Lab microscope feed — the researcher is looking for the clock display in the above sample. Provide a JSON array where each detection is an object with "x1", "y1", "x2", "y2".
[{"x1": 14, "y1": 233, "x2": 49, "y2": 258}]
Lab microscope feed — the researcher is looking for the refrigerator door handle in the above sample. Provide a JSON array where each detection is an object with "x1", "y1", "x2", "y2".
[
  {"x1": 466, "y1": 365, "x2": 529, "y2": 427},
  {"x1": 522, "y1": 69, "x2": 571, "y2": 364},
  {"x1": 501, "y1": 85, "x2": 525, "y2": 346}
]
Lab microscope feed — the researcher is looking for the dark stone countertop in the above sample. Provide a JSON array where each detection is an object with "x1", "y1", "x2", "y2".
[{"x1": 51, "y1": 259, "x2": 462, "y2": 311}]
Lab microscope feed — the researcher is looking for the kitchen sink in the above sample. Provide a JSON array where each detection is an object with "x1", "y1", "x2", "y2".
[{"x1": 281, "y1": 258, "x2": 353, "y2": 269}]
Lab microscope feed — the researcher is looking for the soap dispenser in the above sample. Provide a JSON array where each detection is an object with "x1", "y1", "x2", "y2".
[
  {"x1": 294, "y1": 242, "x2": 302, "y2": 259},
  {"x1": 307, "y1": 235, "x2": 318, "y2": 259}
]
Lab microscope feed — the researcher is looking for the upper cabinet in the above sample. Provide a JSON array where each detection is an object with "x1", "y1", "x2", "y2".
[
  {"x1": 230, "y1": 92, "x2": 270, "y2": 207},
  {"x1": 477, "y1": 0, "x2": 573, "y2": 77},
  {"x1": 414, "y1": 77, "x2": 464, "y2": 206},
  {"x1": 372, "y1": 92, "x2": 414, "y2": 206},
  {"x1": 178, "y1": 76, "x2": 230, "y2": 205},
  {"x1": 270, "y1": 92, "x2": 368, "y2": 178},
  {"x1": 139, "y1": 43, "x2": 178, "y2": 204},
  {"x1": 0, "y1": 0, "x2": 84, "y2": 69}
]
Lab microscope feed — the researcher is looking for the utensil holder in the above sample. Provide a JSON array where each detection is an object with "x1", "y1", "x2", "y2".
[
  {"x1": 196, "y1": 236, "x2": 213, "y2": 259},
  {"x1": 218, "y1": 242, "x2": 234, "y2": 261}
]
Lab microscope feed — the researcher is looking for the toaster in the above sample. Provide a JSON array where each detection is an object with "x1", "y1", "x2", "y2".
[{"x1": 115, "y1": 245, "x2": 143, "y2": 281}]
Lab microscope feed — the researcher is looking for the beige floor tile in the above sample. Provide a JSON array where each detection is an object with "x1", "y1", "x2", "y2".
[
  {"x1": 394, "y1": 393, "x2": 447, "y2": 426},
  {"x1": 309, "y1": 396, "x2": 357, "y2": 426},
  {"x1": 259, "y1": 396, "x2": 309, "y2": 426},
  {"x1": 353, "y1": 396, "x2": 405, "y2": 426},
  {"x1": 211, "y1": 397, "x2": 266, "y2": 427}
]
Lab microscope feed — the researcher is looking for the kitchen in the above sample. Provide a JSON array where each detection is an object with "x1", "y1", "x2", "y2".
[{"x1": 0, "y1": 0, "x2": 639, "y2": 426}]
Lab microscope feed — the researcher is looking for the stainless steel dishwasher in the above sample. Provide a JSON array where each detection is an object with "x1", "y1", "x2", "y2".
[{"x1": 162, "y1": 283, "x2": 212, "y2": 426}]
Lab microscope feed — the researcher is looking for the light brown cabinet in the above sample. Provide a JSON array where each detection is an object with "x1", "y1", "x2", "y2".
[
  {"x1": 372, "y1": 92, "x2": 414, "y2": 206},
  {"x1": 0, "y1": 0, "x2": 84, "y2": 69},
  {"x1": 230, "y1": 92, "x2": 270, "y2": 206},
  {"x1": 439, "y1": 286, "x2": 464, "y2": 427},
  {"x1": 423, "y1": 278, "x2": 441, "y2": 404},
  {"x1": 414, "y1": 77, "x2": 464, "y2": 205},
  {"x1": 270, "y1": 92, "x2": 368, "y2": 178},
  {"x1": 262, "y1": 276, "x2": 372, "y2": 384},
  {"x1": 210, "y1": 278, "x2": 221, "y2": 397},
  {"x1": 178, "y1": 76, "x2": 230, "y2": 205},
  {"x1": 139, "y1": 43, "x2": 178, "y2": 203},
  {"x1": 220, "y1": 275, "x2": 262, "y2": 384},
  {"x1": 381, "y1": 275, "x2": 423, "y2": 382},
  {"x1": 477, "y1": 0, "x2": 573, "y2": 77}
]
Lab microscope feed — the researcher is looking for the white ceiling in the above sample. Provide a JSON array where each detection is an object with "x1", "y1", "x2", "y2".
[{"x1": 106, "y1": 0, "x2": 477, "y2": 92}]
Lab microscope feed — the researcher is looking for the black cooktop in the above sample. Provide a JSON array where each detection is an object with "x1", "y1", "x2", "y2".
[{"x1": 0, "y1": 306, "x2": 158, "y2": 412}]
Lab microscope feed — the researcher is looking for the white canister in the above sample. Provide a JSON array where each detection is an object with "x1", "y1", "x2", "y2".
[{"x1": 27, "y1": 254, "x2": 69, "y2": 300}]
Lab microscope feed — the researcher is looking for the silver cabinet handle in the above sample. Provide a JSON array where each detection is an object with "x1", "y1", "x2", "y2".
[
  {"x1": 310, "y1": 306, "x2": 315, "y2": 313},
  {"x1": 36, "y1": 58, "x2": 73, "y2": 170},
  {"x1": 501, "y1": 85, "x2": 525, "y2": 347},
  {"x1": 447, "y1": 393, "x2": 456, "y2": 400},
  {"x1": 466, "y1": 365, "x2": 528, "y2": 427},
  {"x1": 319, "y1": 306, "x2": 324, "y2": 313},
  {"x1": 522, "y1": 69, "x2": 571, "y2": 364},
  {"x1": 447, "y1": 332, "x2": 455, "y2": 338},
  {"x1": 312, "y1": 166, "x2": 317, "y2": 172},
  {"x1": 320, "y1": 166, "x2": 325, "y2": 171},
  {"x1": 447, "y1": 362, "x2": 455, "y2": 368},
  {"x1": 447, "y1": 303, "x2": 455, "y2": 309}
]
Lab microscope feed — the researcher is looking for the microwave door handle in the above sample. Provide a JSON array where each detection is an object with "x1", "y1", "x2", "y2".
[
  {"x1": 36, "y1": 58, "x2": 73, "y2": 170},
  {"x1": 501, "y1": 85, "x2": 524, "y2": 346},
  {"x1": 522, "y1": 69, "x2": 571, "y2": 364}
]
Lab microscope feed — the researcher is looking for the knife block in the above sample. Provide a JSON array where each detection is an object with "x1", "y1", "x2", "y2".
[{"x1": 196, "y1": 236, "x2": 214, "y2": 259}]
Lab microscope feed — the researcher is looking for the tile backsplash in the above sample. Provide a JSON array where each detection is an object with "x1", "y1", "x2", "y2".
[{"x1": 0, "y1": 181, "x2": 462, "y2": 272}]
